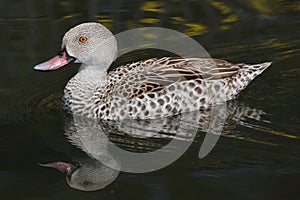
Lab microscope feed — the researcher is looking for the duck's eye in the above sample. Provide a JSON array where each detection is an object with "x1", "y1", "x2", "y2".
[{"x1": 79, "y1": 37, "x2": 87, "y2": 43}]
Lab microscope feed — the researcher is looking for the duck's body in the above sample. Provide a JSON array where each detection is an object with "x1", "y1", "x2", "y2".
[
  {"x1": 62, "y1": 57, "x2": 270, "y2": 120},
  {"x1": 34, "y1": 22, "x2": 271, "y2": 120}
]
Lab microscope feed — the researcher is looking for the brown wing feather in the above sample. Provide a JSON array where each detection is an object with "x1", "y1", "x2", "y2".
[{"x1": 108, "y1": 57, "x2": 241, "y2": 99}]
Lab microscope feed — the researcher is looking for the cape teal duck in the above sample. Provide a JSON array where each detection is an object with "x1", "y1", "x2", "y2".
[{"x1": 34, "y1": 22, "x2": 271, "y2": 120}]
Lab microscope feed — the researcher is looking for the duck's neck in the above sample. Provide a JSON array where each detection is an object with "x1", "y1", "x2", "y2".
[
  {"x1": 63, "y1": 64, "x2": 109, "y2": 118},
  {"x1": 77, "y1": 64, "x2": 108, "y2": 86}
]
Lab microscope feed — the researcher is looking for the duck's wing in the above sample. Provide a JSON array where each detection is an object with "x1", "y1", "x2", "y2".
[{"x1": 107, "y1": 57, "x2": 241, "y2": 99}]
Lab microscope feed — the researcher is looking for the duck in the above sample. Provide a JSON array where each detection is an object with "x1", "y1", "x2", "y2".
[{"x1": 34, "y1": 22, "x2": 271, "y2": 120}]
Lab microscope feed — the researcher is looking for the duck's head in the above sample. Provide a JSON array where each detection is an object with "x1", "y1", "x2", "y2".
[
  {"x1": 34, "y1": 22, "x2": 117, "y2": 71},
  {"x1": 40, "y1": 159, "x2": 119, "y2": 191}
]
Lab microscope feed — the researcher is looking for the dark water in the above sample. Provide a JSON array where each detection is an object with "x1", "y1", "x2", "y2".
[{"x1": 1, "y1": 0, "x2": 300, "y2": 199}]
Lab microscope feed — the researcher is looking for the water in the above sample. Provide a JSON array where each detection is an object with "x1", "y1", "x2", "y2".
[{"x1": 1, "y1": 0, "x2": 300, "y2": 199}]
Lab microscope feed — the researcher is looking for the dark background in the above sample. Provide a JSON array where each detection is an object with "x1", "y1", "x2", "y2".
[{"x1": 0, "y1": 0, "x2": 299, "y2": 199}]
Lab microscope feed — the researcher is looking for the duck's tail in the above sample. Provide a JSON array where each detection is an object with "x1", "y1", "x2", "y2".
[
  {"x1": 226, "y1": 62, "x2": 272, "y2": 100},
  {"x1": 242, "y1": 62, "x2": 272, "y2": 77}
]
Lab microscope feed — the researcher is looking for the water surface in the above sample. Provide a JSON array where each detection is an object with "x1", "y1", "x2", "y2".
[{"x1": 0, "y1": 0, "x2": 300, "y2": 199}]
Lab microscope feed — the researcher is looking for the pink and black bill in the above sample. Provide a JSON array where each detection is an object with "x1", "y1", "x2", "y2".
[{"x1": 34, "y1": 49, "x2": 75, "y2": 71}]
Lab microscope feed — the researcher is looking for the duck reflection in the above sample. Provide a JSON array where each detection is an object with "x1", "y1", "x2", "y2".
[
  {"x1": 40, "y1": 158, "x2": 119, "y2": 191},
  {"x1": 40, "y1": 100, "x2": 269, "y2": 191}
]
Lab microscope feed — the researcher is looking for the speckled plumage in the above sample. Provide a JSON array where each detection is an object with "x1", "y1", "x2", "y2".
[{"x1": 62, "y1": 57, "x2": 271, "y2": 120}]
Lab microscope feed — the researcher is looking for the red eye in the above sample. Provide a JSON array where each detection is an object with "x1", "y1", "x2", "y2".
[{"x1": 79, "y1": 37, "x2": 87, "y2": 43}]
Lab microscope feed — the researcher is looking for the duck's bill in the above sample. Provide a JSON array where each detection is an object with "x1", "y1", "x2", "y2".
[
  {"x1": 34, "y1": 49, "x2": 75, "y2": 71},
  {"x1": 39, "y1": 161, "x2": 81, "y2": 176}
]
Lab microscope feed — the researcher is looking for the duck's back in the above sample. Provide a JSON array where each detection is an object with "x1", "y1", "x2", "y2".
[{"x1": 88, "y1": 57, "x2": 270, "y2": 120}]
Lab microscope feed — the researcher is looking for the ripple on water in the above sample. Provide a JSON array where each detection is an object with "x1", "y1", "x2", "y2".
[{"x1": 3, "y1": 73, "x2": 68, "y2": 131}]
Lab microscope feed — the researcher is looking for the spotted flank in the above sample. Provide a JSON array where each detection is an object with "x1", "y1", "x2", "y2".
[
  {"x1": 34, "y1": 22, "x2": 271, "y2": 120},
  {"x1": 62, "y1": 57, "x2": 271, "y2": 120}
]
